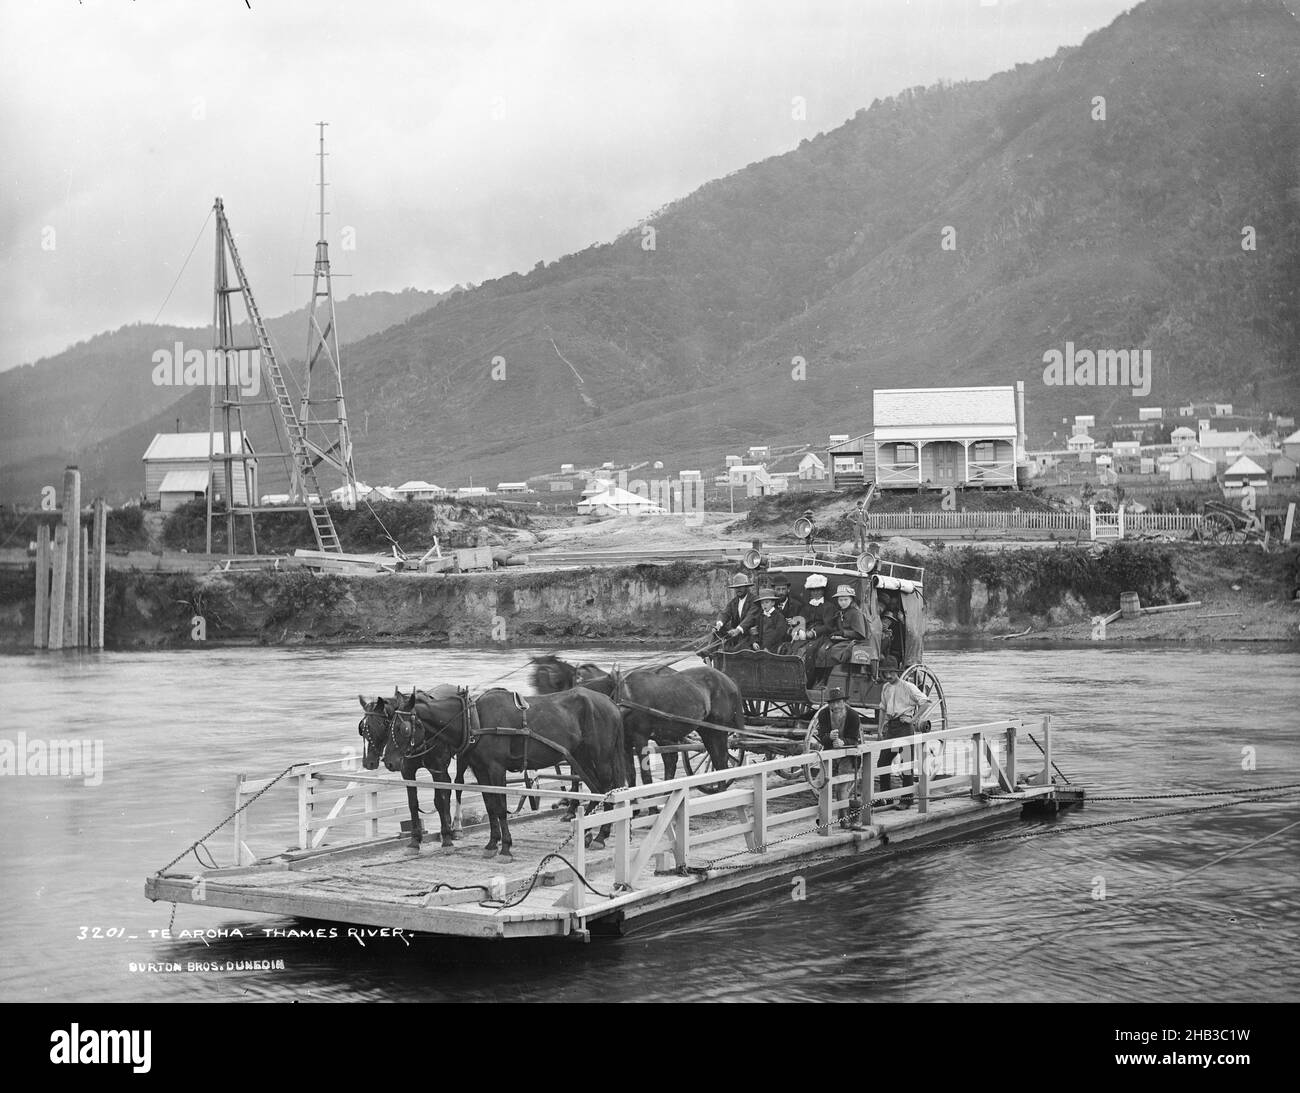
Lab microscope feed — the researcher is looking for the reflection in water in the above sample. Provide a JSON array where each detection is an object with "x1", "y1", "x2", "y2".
[{"x1": 0, "y1": 644, "x2": 1297, "y2": 1002}]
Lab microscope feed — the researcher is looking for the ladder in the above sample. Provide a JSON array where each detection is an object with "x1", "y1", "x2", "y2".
[{"x1": 217, "y1": 199, "x2": 341, "y2": 553}]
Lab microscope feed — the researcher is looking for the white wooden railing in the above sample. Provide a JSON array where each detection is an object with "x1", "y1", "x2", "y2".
[
  {"x1": 231, "y1": 716, "x2": 1057, "y2": 916},
  {"x1": 861, "y1": 508, "x2": 1205, "y2": 537}
]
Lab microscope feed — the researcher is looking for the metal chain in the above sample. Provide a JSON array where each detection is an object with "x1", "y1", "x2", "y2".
[{"x1": 155, "y1": 761, "x2": 299, "y2": 876}]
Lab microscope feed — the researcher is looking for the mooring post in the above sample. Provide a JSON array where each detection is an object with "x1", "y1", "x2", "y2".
[
  {"x1": 858, "y1": 742, "x2": 874, "y2": 826},
  {"x1": 970, "y1": 731, "x2": 984, "y2": 797},
  {"x1": 917, "y1": 732, "x2": 931, "y2": 816},
  {"x1": 47, "y1": 524, "x2": 68, "y2": 651},
  {"x1": 34, "y1": 523, "x2": 51, "y2": 649},
  {"x1": 1006, "y1": 724, "x2": 1018, "y2": 789},
  {"x1": 79, "y1": 525, "x2": 90, "y2": 648},
  {"x1": 61, "y1": 467, "x2": 81, "y2": 649},
  {"x1": 92, "y1": 499, "x2": 106, "y2": 649}
]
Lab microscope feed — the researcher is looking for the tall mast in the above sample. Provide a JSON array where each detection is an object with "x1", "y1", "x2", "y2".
[{"x1": 299, "y1": 121, "x2": 359, "y2": 510}]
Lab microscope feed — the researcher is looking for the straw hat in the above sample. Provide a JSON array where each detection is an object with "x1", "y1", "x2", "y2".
[
  {"x1": 833, "y1": 584, "x2": 857, "y2": 600},
  {"x1": 755, "y1": 587, "x2": 778, "y2": 602}
]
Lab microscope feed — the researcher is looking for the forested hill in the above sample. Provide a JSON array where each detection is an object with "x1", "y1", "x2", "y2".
[
  {"x1": 4, "y1": 0, "x2": 1297, "y2": 502},
  {"x1": 0, "y1": 288, "x2": 446, "y2": 468}
]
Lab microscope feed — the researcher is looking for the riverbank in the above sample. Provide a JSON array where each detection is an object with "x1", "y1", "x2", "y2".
[{"x1": 1, "y1": 539, "x2": 1295, "y2": 652}]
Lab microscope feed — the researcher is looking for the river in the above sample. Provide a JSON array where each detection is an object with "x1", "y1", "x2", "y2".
[{"x1": 1, "y1": 643, "x2": 1297, "y2": 1004}]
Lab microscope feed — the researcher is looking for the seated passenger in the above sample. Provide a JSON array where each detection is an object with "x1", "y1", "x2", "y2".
[
  {"x1": 712, "y1": 571, "x2": 758, "y2": 652},
  {"x1": 772, "y1": 577, "x2": 802, "y2": 623},
  {"x1": 811, "y1": 584, "x2": 868, "y2": 687},
  {"x1": 747, "y1": 587, "x2": 790, "y2": 653},
  {"x1": 793, "y1": 573, "x2": 834, "y2": 687}
]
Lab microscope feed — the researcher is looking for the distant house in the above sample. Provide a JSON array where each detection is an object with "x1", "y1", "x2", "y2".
[
  {"x1": 1273, "y1": 415, "x2": 1294, "y2": 432},
  {"x1": 725, "y1": 455, "x2": 743, "y2": 468},
  {"x1": 455, "y1": 486, "x2": 491, "y2": 498},
  {"x1": 1167, "y1": 452, "x2": 1216, "y2": 482},
  {"x1": 577, "y1": 486, "x2": 667, "y2": 516},
  {"x1": 1198, "y1": 429, "x2": 1269, "y2": 466},
  {"x1": 728, "y1": 464, "x2": 773, "y2": 496},
  {"x1": 367, "y1": 486, "x2": 399, "y2": 502},
  {"x1": 1223, "y1": 456, "x2": 1268, "y2": 491},
  {"x1": 679, "y1": 470, "x2": 702, "y2": 481},
  {"x1": 142, "y1": 431, "x2": 256, "y2": 508},
  {"x1": 827, "y1": 433, "x2": 872, "y2": 490},
  {"x1": 1067, "y1": 433, "x2": 1096, "y2": 462},
  {"x1": 1112, "y1": 440, "x2": 1141, "y2": 459},
  {"x1": 496, "y1": 482, "x2": 528, "y2": 494},
  {"x1": 1074, "y1": 414, "x2": 1096, "y2": 430},
  {"x1": 395, "y1": 480, "x2": 445, "y2": 501},
  {"x1": 827, "y1": 434, "x2": 849, "y2": 446},
  {"x1": 747, "y1": 446, "x2": 770, "y2": 462},
  {"x1": 1214, "y1": 403, "x2": 1233, "y2": 416},
  {"x1": 873, "y1": 386, "x2": 1019, "y2": 489},
  {"x1": 1178, "y1": 404, "x2": 1196, "y2": 417},
  {"x1": 1170, "y1": 426, "x2": 1197, "y2": 453},
  {"x1": 330, "y1": 482, "x2": 371, "y2": 504},
  {"x1": 1138, "y1": 407, "x2": 1163, "y2": 421},
  {"x1": 560, "y1": 463, "x2": 575, "y2": 474},
  {"x1": 1282, "y1": 430, "x2": 1300, "y2": 462},
  {"x1": 797, "y1": 452, "x2": 826, "y2": 480},
  {"x1": 1270, "y1": 456, "x2": 1297, "y2": 482}
]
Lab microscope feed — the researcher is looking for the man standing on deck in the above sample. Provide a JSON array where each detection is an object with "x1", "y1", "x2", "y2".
[
  {"x1": 814, "y1": 687, "x2": 865, "y2": 830},
  {"x1": 875, "y1": 665, "x2": 935, "y2": 810}
]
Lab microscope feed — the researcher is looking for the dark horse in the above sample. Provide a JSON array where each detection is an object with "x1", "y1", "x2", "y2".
[
  {"x1": 383, "y1": 684, "x2": 626, "y2": 861},
  {"x1": 530, "y1": 656, "x2": 745, "y2": 788},
  {"x1": 358, "y1": 693, "x2": 466, "y2": 849}
]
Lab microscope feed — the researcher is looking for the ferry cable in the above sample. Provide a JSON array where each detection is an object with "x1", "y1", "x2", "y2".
[{"x1": 984, "y1": 781, "x2": 1300, "y2": 802}]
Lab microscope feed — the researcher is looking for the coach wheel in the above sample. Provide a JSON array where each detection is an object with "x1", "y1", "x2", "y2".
[
  {"x1": 802, "y1": 708, "x2": 830, "y2": 791},
  {"x1": 899, "y1": 664, "x2": 948, "y2": 734}
]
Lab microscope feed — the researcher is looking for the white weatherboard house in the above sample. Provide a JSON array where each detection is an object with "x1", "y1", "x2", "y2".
[
  {"x1": 143, "y1": 432, "x2": 256, "y2": 510},
  {"x1": 873, "y1": 386, "x2": 1018, "y2": 489},
  {"x1": 395, "y1": 480, "x2": 445, "y2": 501},
  {"x1": 1223, "y1": 456, "x2": 1268, "y2": 491},
  {"x1": 1166, "y1": 452, "x2": 1216, "y2": 482},
  {"x1": 576, "y1": 485, "x2": 668, "y2": 516}
]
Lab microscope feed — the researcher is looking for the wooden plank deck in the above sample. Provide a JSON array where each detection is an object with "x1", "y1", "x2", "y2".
[{"x1": 146, "y1": 777, "x2": 1067, "y2": 940}]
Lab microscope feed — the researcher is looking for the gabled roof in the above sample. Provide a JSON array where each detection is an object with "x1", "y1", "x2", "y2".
[
  {"x1": 875, "y1": 386, "x2": 1016, "y2": 429},
  {"x1": 143, "y1": 432, "x2": 250, "y2": 461},
  {"x1": 157, "y1": 470, "x2": 211, "y2": 493},
  {"x1": 1199, "y1": 429, "x2": 1261, "y2": 447},
  {"x1": 395, "y1": 480, "x2": 442, "y2": 492},
  {"x1": 1284, "y1": 430, "x2": 1300, "y2": 445},
  {"x1": 1176, "y1": 452, "x2": 1215, "y2": 465},
  {"x1": 1224, "y1": 456, "x2": 1266, "y2": 476},
  {"x1": 577, "y1": 486, "x2": 666, "y2": 512}
]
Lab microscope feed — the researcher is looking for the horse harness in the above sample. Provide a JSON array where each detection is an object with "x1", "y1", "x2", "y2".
[{"x1": 389, "y1": 686, "x2": 602, "y2": 791}]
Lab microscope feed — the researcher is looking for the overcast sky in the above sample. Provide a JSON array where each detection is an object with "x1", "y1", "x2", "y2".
[{"x1": 0, "y1": 0, "x2": 1140, "y2": 371}]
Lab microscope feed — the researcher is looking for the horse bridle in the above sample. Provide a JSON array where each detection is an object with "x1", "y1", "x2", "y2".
[
  {"x1": 357, "y1": 703, "x2": 390, "y2": 760},
  {"x1": 386, "y1": 690, "x2": 474, "y2": 763}
]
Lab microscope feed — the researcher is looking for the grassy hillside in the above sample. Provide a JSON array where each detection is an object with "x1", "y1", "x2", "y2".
[{"x1": 7, "y1": 0, "x2": 1297, "y2": 503}]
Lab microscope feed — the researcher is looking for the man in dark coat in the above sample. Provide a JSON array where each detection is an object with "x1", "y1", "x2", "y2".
[
  {"x1": 713, "y1": 571, "x2": 758, "y2": 652},
  {"x1": 747, "y1": 587, "x2": 790, "y2": 652},
  {"x1": 813, "y1": 687, "x2": 866, "y2": 830},
  {"x1": 811, "y1": 584, "x2": 868, "y2": 687},
  {"x1": 772, "y1": 576, "x2": 802, "y2": 624}
]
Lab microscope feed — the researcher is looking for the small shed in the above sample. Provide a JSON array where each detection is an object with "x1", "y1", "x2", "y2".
[
  {"x1": 158, "y1": 470, "x2": 211, "y2": 513},
  {"x1": 1270, "y1": 456, "x2": 1297, "y2": 482}
]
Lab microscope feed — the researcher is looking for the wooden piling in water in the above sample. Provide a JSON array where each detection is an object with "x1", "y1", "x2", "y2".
[
  {"x1": 34, "y1": 523, "x2": 51, "y2": 649},
  {"x1": 92, "y1": 499, "x2": 106, "y2": 649},
  {"x1": 61, "y1": 467, "x2": 81, "y2": 649},
  {"x1": 80, "y1": 525, "x2": 90, "y2": 648},
  {"x1": 48, "y1": 524, "x2": 68, "y2": 651}
]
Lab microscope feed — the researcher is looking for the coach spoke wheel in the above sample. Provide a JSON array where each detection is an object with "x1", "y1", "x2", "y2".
[
  {"x1": 900, "y1": 664, "x2": 948, "y2": 734},
  {"x1": 802, "y1": 711, "x2": 829, "y2": 791}
]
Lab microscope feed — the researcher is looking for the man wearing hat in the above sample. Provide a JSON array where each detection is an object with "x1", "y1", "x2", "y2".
[
  {"x1": 746, "y1": 587, "x2": 790, "y2": 653},
  {"x1": 875, "y1": 664, "x2": 935, "y2": 809},
  {"x1": 713, "y1": 571, "x2": 759, "y2": 652},
  {"x1": 772, "y1": 576, "x2": 803, "y2": 625},
  {"x1": 809, "y1": 584, "x2": 868, "y2": 688},
  {"x1": 814, "y1": 687, "x2": 866, "y2": 830}
]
